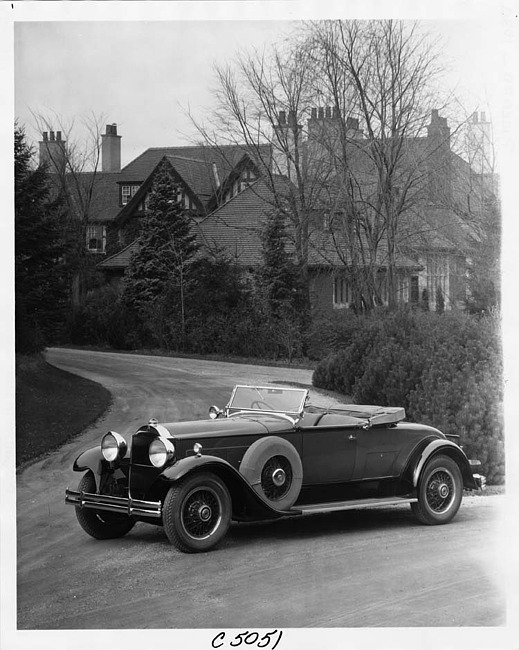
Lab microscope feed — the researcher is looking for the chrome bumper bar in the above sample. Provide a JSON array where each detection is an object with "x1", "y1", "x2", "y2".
[
  {"x1": 472, "y1": 473, "x2": 486, "y2": 490},
  {"x1": 65, "y1": 488, "x2": 162, "y2": 519}
]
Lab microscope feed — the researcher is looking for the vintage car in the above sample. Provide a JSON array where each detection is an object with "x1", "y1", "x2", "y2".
[{"x1": 65, "y1": 385, "x2": 485, "y2": 553}]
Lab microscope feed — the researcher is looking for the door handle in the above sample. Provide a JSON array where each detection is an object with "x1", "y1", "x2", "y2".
[{"x1": 348, "y1": 434, "x2": 356, "y2": 441}]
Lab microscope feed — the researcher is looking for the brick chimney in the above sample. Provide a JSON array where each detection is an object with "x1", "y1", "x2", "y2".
[
  {"x1": 101, "y1": 123, "x2": 121, "y2": 172},
  {"x1": 427, "y1": 109, "x2": 452, "y2": 205},
  {"x1": 39, "y1": 130, "x2": 67, "y2": 173}
]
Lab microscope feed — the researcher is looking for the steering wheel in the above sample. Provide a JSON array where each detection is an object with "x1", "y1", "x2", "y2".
[{"x1": 250, "y1": 400, "x2": 273, "y2": 410}]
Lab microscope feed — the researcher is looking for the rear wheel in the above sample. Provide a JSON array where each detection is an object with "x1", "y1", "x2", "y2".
[
  {"x1": 412, "y1": 455, "x2": 463, "y2": 525},
  {"x1": 75, "y1": 472, "x2": 136, "y2": 540},
  {"x1": 163, "y1": 473, "x2": 232, "y2": 553}
]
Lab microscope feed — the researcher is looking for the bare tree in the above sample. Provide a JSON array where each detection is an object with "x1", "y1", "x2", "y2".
[
  {"x1": 306, "y1": 20, "x2": 447, "y2": 310},
  {"x1": 189, "y1": 40, "x2": 331, "y2": 312},
  {"x1": 30, "y1": 111, "x2": 106, "y2": 305}
]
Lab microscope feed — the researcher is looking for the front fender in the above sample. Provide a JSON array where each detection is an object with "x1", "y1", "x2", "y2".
[
  {"x1": 413, "y1": 439, "x2": 478, "y2": 490},
  {"x1": 72, "y1": 447, "x2": 104, "y2": 491},
  {"x1": 160, "y1": 455, "x2": 299, "y2": 520}
]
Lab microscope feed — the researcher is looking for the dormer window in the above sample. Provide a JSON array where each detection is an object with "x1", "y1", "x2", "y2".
[{"x1": 121, "y1": 184, "x2": 140, "y2": 206}]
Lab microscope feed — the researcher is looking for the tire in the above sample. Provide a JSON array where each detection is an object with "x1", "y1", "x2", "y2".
[
  {"x1": 411, "y1": 455, "x2": 463, "y2": 525},
  {"x1": 239, "y1": 436, "x2": 303, "y2": 511},
  {"x1": 75, "y1": 472, "x2": 136, "y2": 540},
  {"x1": 163, "y1": 473, "x2": 232, "y2": 553}
]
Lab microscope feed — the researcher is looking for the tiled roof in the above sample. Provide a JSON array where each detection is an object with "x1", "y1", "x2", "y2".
[
  {"x1": 97, "y1": 240, "x2": 139, "y2": 269},
  {"x1": 197, "y1": 177, "x2": 277, "y2": 266},
  {"x1": 57, "y1": 171, "x2": 122, "y2": 223},
  {"x1": 121, "y1": 144, "x2": 271, "y2": 186}
]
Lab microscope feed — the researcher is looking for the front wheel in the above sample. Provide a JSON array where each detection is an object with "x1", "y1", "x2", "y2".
[
  {"x1": 411, "y1": 455, "x2": 463, "y2": 525},
  {"x1": 163, "y1": 473, "x2": 232, "y2": 553},
  {"x1": 75, "y1": 472, "x2": 136, "y2": 540}
]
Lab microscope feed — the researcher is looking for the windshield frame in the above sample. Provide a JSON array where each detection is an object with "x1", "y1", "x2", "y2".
[{"x1": 226, "y1": 385, "x2": 309, "y2": 417}]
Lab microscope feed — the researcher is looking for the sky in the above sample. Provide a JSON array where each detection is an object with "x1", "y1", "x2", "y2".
[
  {"x1": 11, "y1": 7, "x2": 511, "y2": 168},
  {"x1": 3, "y1": 2, "x2": 519, "y2": 650}
]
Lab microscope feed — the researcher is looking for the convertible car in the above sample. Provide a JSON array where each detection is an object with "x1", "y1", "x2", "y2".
[{"x1": 65, "y1": 385, "x2": 485, "y2": 552}]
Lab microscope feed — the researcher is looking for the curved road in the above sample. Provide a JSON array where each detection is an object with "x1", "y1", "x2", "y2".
[{"x1": 16, "y1": 348, "x2": 506, "y2": 633}]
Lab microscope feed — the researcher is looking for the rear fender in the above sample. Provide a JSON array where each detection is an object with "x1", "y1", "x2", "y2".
[
  {"x1": 160, "y1": 455, "x2": 297, "y2": 520},
  {"x1": 413, "y1": 440, "x2": 478, "y2": 490}
]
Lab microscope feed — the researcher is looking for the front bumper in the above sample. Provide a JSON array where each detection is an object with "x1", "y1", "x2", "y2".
[{"x1": 65, "y1": 488, "x2": 162, "y2": 519}]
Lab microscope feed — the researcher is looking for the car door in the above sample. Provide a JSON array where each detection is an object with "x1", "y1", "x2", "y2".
[
  {"x1": 301, "y1": 421, "x2": 358, "y2": 485},
  {"x1": 351, "y1": 425, "x2": 402, "y2": 480}
]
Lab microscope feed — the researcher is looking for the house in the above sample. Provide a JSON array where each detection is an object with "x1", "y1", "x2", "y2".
[{"x1": 38, "y1": 109, "x2": 496, "y2": 311}]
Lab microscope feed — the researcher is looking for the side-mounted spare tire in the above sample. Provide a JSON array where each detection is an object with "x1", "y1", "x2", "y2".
[{"x1": 239, "y1": 436, "x2": 303, "y2": 511}]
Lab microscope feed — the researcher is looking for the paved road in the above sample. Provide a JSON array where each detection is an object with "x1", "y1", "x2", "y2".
[{"x1": 16, "y1": 348, "x2": 506, "y2": 633}]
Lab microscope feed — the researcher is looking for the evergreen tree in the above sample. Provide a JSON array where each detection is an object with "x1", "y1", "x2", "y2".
[
  {"x1": 466, "y1": 195, "x2": 501, "y2": 313},
  {"x1": 259, "y1": 210, "x2": 301, "y2": 318},
  {"x1": 15, "y1": 124, "x2": 69, "y2": 352},
  {"x1": 122, "y1": 161, "x2": 198, "y2": 347}
]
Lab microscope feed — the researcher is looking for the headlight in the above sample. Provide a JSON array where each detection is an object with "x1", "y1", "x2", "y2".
[
  {"x1": 149, "y1": 438, "x2": 175, "y2": 468},
  {"x1": 101, "y1": 431, "x2": 127, "y2": 463}
]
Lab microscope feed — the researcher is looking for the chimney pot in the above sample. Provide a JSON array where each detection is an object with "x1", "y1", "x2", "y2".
[
  {"x1": 50, "y1": 131, "x2": 55, "y2": 141},
  {"x1": 43, "y1": 132, "x2": 48, "y2": 141},
  {"x1": 56, "y1": 131, "x2": 62, "y2": 141},
  {"x1": 311, "y1": 108, "x2": 317, "y2": 120},
  {"x1": 325, "y1": 106, "x2": 331, "y2": 118},
  {"x1": 472, "y1": 112, "x2": 478, "y2": 123},
  {"x1": 481, "y1": 111, "x2": 486, "y2": 122},
  {"x1": 318, "y1": 107, "x2": 324, "y2": 119},
  {"x1": 333, "y1": 106, "x2": 340, "y2": 119},
  {"x1": 278, "y1": 111, "x2": 286, "y2": 125}
]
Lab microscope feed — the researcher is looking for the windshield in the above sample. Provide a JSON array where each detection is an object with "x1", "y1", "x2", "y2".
[{"x1": 228, "y1": 385, "x2": 308, "y2": 415}]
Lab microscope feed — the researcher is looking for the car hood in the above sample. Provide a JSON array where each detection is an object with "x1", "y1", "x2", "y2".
[{"x1": 158, "y1": 414, "x2": 293, "y2": 440}]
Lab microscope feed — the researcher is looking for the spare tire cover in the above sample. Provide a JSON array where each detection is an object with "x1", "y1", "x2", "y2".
[{"x1": 239, "y1": 436, "x2": 303, "y2": 511}]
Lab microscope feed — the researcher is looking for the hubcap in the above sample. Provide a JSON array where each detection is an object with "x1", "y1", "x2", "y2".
[
  {"x1": 438, "y1": 482, "x2": 450, "y2": 498},
  {"x1": 272, "y1": 468, "x2": 286, "y2": 487},
  {"x1": 261, "y1": 456, "x2": 292, "y2": 501},
  {"x1": 198, "y1": 505, "x2": 212, "y2": 521}
]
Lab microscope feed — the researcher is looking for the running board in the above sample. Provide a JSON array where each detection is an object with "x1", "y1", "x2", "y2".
[{"x1": 291, "y1": 496, "x2": 417, "y2": 516}]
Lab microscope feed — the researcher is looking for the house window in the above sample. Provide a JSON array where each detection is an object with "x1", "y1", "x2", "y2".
[
  {"x1": 333, "y1": 277, "x2": 351, "y2": 308},
  {"x1": 121, "y1": 184, "x2": 140, "y2": 206},
  {"x1": 410, "y1": 276, "x2": 419, "y2": 303},
  {"x1": 86, "y1": 225, "x2": 106, "y2": 253}
]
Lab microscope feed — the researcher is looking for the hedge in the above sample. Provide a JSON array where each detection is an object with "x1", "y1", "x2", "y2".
[{"x1": 312, "y1": 310, "x2": 504, "y2": 484}]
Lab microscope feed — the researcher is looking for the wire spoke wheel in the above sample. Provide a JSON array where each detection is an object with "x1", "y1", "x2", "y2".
[
  {"x1": 260, "y1": 455, "x2": 293, "y2": 501},
  {"x1": 163, "y1": 473, "x2": 232, "y2": 552},
  {"x1": 181, "y1": 487, "x2": 223, "y2": 541},
  {"x1": 411, "y1": 454, "x2": 463, "y2": 526},
  {"x1": 425, "y1": 469, "x2": 455, "y2": 513}
]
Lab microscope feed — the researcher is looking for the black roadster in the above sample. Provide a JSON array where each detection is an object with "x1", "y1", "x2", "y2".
[{"x1": 65, "y1": 385, "x2": 485, "y2": 552}]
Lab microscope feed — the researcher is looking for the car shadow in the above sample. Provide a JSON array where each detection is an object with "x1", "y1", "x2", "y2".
[{"x1": 227, "y1": 505, "x2": 419, "y2": 546}]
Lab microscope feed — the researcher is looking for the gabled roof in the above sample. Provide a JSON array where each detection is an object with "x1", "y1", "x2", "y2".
[
  {"x1": 197, "y1": 177, "x2": 277, "y2": 266},
  {"x1": 120, "y1": 143, "x2": 271, "y2": 186}
]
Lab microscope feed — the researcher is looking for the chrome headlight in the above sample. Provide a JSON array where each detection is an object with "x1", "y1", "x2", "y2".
[
  {"x1": 101, "y1": 431, "x2": 127, "y2": 463},
  {"x1": 149, "y1": 438, "x2": 175, "y2": 468}
]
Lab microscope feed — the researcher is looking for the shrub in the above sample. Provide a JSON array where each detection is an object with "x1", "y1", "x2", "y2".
[{"x1": 312, "y1": 309, "x2": 504, "y2": 484}]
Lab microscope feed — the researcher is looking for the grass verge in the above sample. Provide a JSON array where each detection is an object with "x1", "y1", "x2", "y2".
[{"x1": 16, "y1": 353, "x2": 112, "y2": 467}]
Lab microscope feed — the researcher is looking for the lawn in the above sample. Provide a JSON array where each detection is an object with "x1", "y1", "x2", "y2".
[{"x1": 16, "y1": 354, "x2": 111, "y2": 467}]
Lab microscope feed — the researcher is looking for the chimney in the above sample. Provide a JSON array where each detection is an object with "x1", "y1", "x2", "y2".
[
  {"x1": 39, "y1": 129, "x2": 66, "y2": 173},
  {"x1": 101, "y1": 123, "x2": 122, "y2": 173}
]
